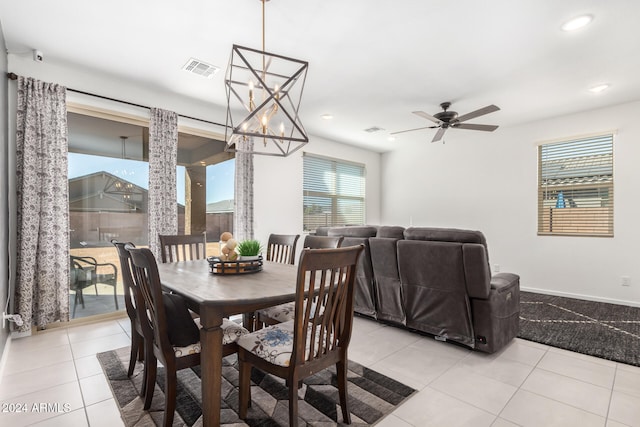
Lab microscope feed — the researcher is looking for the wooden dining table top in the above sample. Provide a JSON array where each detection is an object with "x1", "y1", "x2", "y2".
[{"x1": 156, "y1": 259, "x2": 299, "y2": 315}]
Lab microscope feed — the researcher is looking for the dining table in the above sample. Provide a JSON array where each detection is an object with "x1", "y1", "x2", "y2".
[{"x1": 156, "y1": 259, "x2": 298, "y2": 427}]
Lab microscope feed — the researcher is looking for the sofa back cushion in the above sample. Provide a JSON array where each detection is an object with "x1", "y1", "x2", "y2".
[
  {"x1": 403, "y1": 227, "x2": 487, "y2": 246},
  {"x1": 314, "y1": 226, "x2": 331, "y2": 236},
  {"x1": 327, "y1": 225, "x2": 378, "y2": 238},
  {"x1": 397, "y1": 240, "x2": 475, "y2": 347},
  {"x1": 404, "y1": 227, "x2": 490, "y2": 267},
  {"x1": 376, "y1": 226, "x2": 405, "y2": 239}
]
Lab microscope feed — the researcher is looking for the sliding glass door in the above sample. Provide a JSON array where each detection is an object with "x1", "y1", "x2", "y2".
[
  {"x1": 68, "y1": 113, "x2": 148, "y2": 319},
  {"x1": 67, "y1": 111, "x2": 233, "y2": 319}
]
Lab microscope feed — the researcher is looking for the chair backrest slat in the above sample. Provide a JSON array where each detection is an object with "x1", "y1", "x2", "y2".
[
  {"x1": 159, "y1": 234, "x2": 207, "y2": 263},
  {"x1": 292, "y1": 245, "x2": 363, "y2": 365},
  {"x1": 266, "y1": 234, "x2": 300, "y2": 264}
]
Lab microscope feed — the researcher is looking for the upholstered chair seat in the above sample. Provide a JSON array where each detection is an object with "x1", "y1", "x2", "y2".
[
  {"x1": 173, "y1": 318, "x2": 248, "y2": 357},
  {"x1": 256, "y1": 301, "x2": 295, "y2": 324},
  {"x1": 238, "y1": 320, "x2": 331, "y2": 367}
]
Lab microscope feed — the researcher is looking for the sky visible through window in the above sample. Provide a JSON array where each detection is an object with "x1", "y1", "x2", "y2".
[{"x1": 68, "y1": 153, "x2": 235, "y2": 205}]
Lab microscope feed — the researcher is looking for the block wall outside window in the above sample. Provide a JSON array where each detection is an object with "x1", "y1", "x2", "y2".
[{"x1": 537, "y1": 133, "x2": 614, "y2": 237}]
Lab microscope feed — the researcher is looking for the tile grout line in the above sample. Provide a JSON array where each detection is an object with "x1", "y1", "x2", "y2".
[
  {"x1": 67, "y1": 325, "x2": 93, "y2": 426},
  {"x1": 494, "y1": 345, "x2": 549, "y2": 425}
]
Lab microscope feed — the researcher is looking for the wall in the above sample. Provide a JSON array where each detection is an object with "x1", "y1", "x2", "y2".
[
  {"x1": 252, "y1": 137, "x2": 381, "y2": 256},
  {"x1": 0, "y1": 20, "x2": 10, "y2": 360},
  {"x1": 381, "y1": 100, "x2": 640, "y2": 306}
]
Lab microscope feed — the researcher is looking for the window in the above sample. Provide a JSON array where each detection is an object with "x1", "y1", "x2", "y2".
[
  {"x1": 537, "y1": 133, "x2": 614, "y2": 236},
  {"x1": 303, "y1": 153, "x2": 365, "y2": 232}
]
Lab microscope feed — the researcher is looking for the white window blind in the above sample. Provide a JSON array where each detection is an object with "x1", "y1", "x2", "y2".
[
  {"x1": 303, "y1": 153, "x2": 365, "y2": 232},
  {"x1": 538, "y1": 133, "x2": 613, "y2": 236}
]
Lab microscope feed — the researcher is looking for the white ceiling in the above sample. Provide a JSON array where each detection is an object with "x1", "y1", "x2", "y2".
[{"x1": 2, "y1": 0, "x2": 640, "y2": 152}]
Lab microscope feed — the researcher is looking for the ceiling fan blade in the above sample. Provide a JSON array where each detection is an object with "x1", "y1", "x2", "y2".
[
  {"x1": 456, "y1": 105, "x2": 500, "y2": 123},
  {"x1": 412, "y1": 111, "x2": 441, "y2": 124},
  {"x1": 431, "y1": 127, "x2": 447, "y2": 142},
  {"x1": 454, "y1": 123, "x2": 499, "y2": 132},
  {"x1": 390, "y1": 126, "x2": 433, "y2": 135}
]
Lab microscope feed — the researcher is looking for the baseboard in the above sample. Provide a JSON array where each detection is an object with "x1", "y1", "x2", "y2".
[
  {"x1": 521, "y1": 286, "x2": 640, "y2": 308},
  {"x1": 0, "y1": 335, "x2": 12, "y2": 385}
]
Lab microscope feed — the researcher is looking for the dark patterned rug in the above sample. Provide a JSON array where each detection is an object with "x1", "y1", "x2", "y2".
[
  {"x1": 98, "y1": 346, "x2": 415, "y2": 426},
  {"x1": 518, "y1": 291, "x2": 640, "y2": 366}
]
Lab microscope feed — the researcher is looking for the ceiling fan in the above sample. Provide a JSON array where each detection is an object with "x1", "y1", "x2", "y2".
[{"x1": 391, "y1": 102, "x2": 500, "y2": 142}]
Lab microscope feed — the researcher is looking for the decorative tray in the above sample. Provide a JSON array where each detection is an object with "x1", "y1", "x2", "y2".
[{"x1": 207, "y1": 255, "x2": 263, "y2": 275}]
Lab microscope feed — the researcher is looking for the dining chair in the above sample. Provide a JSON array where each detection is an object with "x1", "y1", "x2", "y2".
[
  {"x1": 158, "y1": 233, "x2": 207, "y2": 263},
  {"x1": 126, "y1": 245, "x2": 248, "y2": 427},
  {"x1": 302, "y1": 234, "x2": 344, "y2": 250},
  {"x1": 255, "y1": 234, "x2": 344, "y2": 327},
  {"x1": 244, "y1": 233, "x2": 300, "y2": 331},
  {"x1": 265, "y1": 233, "x2": 300, "y2": 264},
  {"x1": 237, "y1": 244, "x2": 364, "y2": 426},
  {"x1": 112, "y1": 241, "x2": 152, "y2": 400},
  {"x1": 69, "y1": 254, "x2": 119, "y2": 317}
]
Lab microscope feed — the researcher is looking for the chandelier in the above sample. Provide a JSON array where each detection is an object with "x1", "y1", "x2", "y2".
[{"x1": 224, "y1": 0, "x2": 309, "y2": 157}]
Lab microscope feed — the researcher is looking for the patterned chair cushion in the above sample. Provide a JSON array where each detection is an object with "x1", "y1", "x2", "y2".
[
  {"x1": 257, "y1": 302, "x2": 295, "y2": 322},
  {"x1": 257, "y1": 301, "x2": 323, "y2": 323},
  {"x1": 173, "y1": 318, "x2": 248, "y2": 357},
  {"x1": 238, "y1": 320, "x2": 331, "y2": 367}
]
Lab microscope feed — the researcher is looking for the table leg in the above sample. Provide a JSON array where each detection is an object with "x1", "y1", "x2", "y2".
[
  {"x1": 242, "y1": 312, "x2": 256, "y2": 332},
  {"x1": 199, "y1": 309, "x2": 223, "y2": 427}
]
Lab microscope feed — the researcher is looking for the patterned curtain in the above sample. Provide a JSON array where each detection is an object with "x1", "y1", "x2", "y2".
[
  {"x1": 15, "y1": 77, "x2": 69, "y2": 332},
  {"x1": 148, "y1": 108, "x2": 178, "y2": 260},
  {"x1": 234, "y1": 138, "x2": 254, "y2": 241}
]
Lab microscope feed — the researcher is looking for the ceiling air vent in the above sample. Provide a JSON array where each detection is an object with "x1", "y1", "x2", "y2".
[
  {"x1": 364, "y1": 126, "x2": 385, "y2": 133},
  {"x1": 182, "y1": 58, "x2": 220, "y2": 79}
]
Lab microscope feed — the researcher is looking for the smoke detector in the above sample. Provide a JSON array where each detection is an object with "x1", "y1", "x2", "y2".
[{"x1": 182, "y1": 58, "x2": 220, "y2": 79}]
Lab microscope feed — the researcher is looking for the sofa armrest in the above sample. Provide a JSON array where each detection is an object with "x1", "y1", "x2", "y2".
[{"x1": 490, "y1": 272, "x2": 520, "y2": 293}]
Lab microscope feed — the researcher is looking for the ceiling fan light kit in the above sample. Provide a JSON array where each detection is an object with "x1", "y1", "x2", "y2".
[{"x1": 392, "y1": 102, "x2": 500, "y2": 143}]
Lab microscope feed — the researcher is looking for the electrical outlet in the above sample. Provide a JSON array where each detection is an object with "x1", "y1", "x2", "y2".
[
  {"x1": 493, "y1": 264, "x2": 500, "y2": 273},
  {"x1": 622, "y1": 276, "x2": 631, "y2": 286}
]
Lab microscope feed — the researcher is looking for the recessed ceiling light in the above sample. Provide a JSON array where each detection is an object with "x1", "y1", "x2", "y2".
[
  {"x1": 387, "y1": 136, "x2": 396, "y2": 142},
  {"x1": 589, "y1": 83, "x2": 610, "y2": 93},
  {"x1": 321, "y1": 114, "x2": 333, "y2": 120},
  {"x1": 561, "y1": 14, "x2": 593, "y2": 32}
]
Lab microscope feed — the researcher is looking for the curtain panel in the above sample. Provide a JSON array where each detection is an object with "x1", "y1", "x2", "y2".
[
  {"x1": 234, "y1": 138, "x2": 254, "y2": 241},
  {"x1": 148, "y1": 108, "x2": 178, "y2": 260},
  {"x1": 15, "y1": 77, "x2": 69, "y2": 332}
]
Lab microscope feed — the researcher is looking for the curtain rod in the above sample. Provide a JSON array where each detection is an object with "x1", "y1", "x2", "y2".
[{"x1": 7, "y1": 72, "x2": 227, "y2": 128}]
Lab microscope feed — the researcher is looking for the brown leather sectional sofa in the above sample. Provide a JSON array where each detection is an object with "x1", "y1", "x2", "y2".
[{"x1": 316, "y1": 225, "x2": 520, "y2": 353}]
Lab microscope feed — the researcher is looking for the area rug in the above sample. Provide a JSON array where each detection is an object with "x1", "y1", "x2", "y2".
[
  {"x1": 98, "y1": 346, "x2": 416, "y2": 426},
  {"x1": 518, "y1": 291, "x2": 640, "y2": 366}
]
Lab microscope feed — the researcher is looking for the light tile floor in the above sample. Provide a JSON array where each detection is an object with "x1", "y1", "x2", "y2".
[{"x1": 1, "y1": 315, "x2": 639, "y2": 426}]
